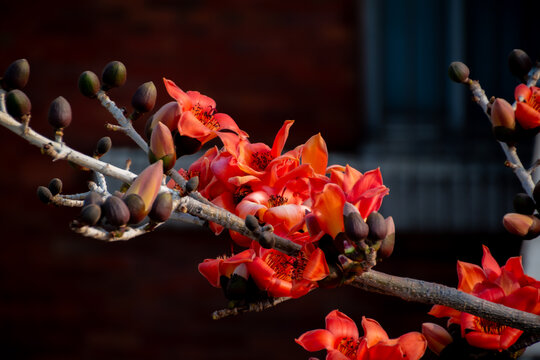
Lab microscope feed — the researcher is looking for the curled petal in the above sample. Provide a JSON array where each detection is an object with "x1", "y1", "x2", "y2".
[
  {"x1": 457, "y1": 261, "x2": 486, "y2": 293},
  {"x1": 397, "y1": 332, "x2": 427, "y2": 360},
  {"x1": 481, "y1": 245, "x2": 501, "y2": 281},
  {"x1": 361, "y1": 316, "x2": 389, "y2": 347},
  {"x1": 302, "y1": 133, "x2": 328, "y2": 175},
  {"x1": 163, "y1": 78, "x2": 192, "y2": 111},
  {"x1": 515, "y1": 102, "x2": 540, "y2": 129},
  {"x1": 198, "y1": 258, "x2": 223, "y2": 287},
  {"x1": 215, "y1": 113, "x2": 249, "y2": 138},
  {"x1": 271, "y1": 120, "x2": 294, "y2": 158},
  {"x1": 295, "y1": 329, "x2": 335, "y2": 351},
  {"x1": 303, "y1": 248, "x2": 329, "y2": 282},
  {"x1": 313, "y1": 183, "x2": 346, "y2": 238},
  {"x1": 187, "y1": 90, "x2": 216, "y2": 110},
  {"x1": 325, "y1": 310, "x2": 359, "y2": 340}
]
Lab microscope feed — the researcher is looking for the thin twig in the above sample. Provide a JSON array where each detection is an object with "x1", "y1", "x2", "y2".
[
  {"x1": 51, "y1": 196, "x2": 84, "y2": 208},
  {"x1": 212, "y1": 297, "x2": 292, "y2": 320}
]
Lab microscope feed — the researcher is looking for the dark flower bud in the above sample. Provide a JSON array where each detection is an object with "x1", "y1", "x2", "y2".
[
  {"x1": 344, "y1": 212, "x2": 369, "y2": 242},
  {"x1": 123, "y1": 193, "x2": 146, "y2": 224},
  {"x1": 378, "y1": 216, "x2": 395, "y2": 260},
  {"x1": 37, "y1": 186, "x2": 53, "y2": 204},
  {"x1": 513, "y1": 193, "x2": 535, "y2": 215},
  {"x1": 448, "y1": 61, "x2": 470, "y2": 83},
  {"x1": 79, "y1": 204, "x2": 102, "y2": 226},
  {"x1": 78, "y1": 71, "x2": 100, "y2": 98},
  {"x1": 366, "y1": 211, "x2": 387, "y2": 241},
  {"x1": 102, "y1": 196, "x2": 130, "y2": 227},
  {"x1": 101, "y1": 61, "x2": 127, "y2": 90},
  {"x1": 508, "y1": 49, "x2": 532, "y2": 80},
  {"x1": 186, "y1": 176, "x2": 199, "y2": 193},
  {"x1": 47, "y1": 178, "x2": 62, "y2": 196},
  {"x1": 6, "y1": 89, "x2": 31, "y2": 119},
  {"x1": 47, "y1": 96, "x2": 72, "y2": 130},
  {"x1": 148, "y1": 192, "x2": 173, "y2": 223},
  {"x1": 131, "y1": 81, "x2": 157, "y2": 114},
  {"x1": 83, "y1": 191, "x2": 103, "y2": 207},
  {"x1": 245, "y1": 214, "x2": 260, "y2": 232},
  {"x1": 94, "y1": 136, "x2": 112, "y2": 157},
  {"x1": 2, "y1": 59, "x2": 30, "y2": 90},
  {"x1": 174, "y1": 133, "x2": 202, "y2": 158}
]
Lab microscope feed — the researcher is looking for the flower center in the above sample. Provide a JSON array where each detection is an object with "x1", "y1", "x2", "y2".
[
  {"x1": 233, "y1": 185, "x2": 252, "y2": 204},
  {"x1": 264, "y1": 251, "x2": 308, "y2": 282},
  {"x1": 268, "y1": 194, "x2": 288, "y2": 208},
  {"x1": 251, "y1": 150, "x2": 273, "y2": 171},
  {"x1": 477, "y1": 318, "x2": 507, "y2": 335},
  {"x1": 336, "y1": 337, "x2": 359, "y2": 359},
  {"x1": 192, "y1": 104, "x2": 220, "y2": 130}
]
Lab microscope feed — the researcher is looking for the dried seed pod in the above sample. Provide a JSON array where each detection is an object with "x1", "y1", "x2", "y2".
[
  {"x1": 148, "y1": 192, "x2": 173, "y2": 223},
  {"x1": 366, "y1": 211, "x2": 387, "y2": 241},
  {"x1": 79, "y1": 204, "x2": 102, "y2": 226},
  {"x1": 101, "y1": 61, "x2": 127, "y2": 90},
  {"x1": 2, "y1": 58, "x2": 29, "y2": 90},
  {"x1": 102, "y1": 196, "x2": 130, "y2": 227},
  {"x1": 48, "y1": 96, "x2": 72, "y2": 130},
  {"x1": 508, "y1": 49, "x2": 532, "y2": 80},
  {"x1": 83, "y1": 191, "x2": 103, "y2": 207},
  {"x1": 5, "y1": 89, "x2": 31, "y2": 119},
  {"x1": 78, "y1": 71, "x2": 100, "y2": 98},
  {"x1": 37, "y1": 186, "x2": 53, "y2": 204},
  {"x1": 185, "y1": 176, "x2": 199, "y2": 193},
  {"x1": 124, "y1": 193, "x2": 146, "y2": 224},
  {"x1": 47, "y1": 178, "x2": 62, "y2": 196},
  {"x1": 245, "y1": 214, "x2": 260, "y2": 232},
  {"x1": 513, "y1": 193, "x2": 535, "y2": 215},
  {"x1": 131, "y1": 81, "x2": 157, "y2": 114},
  {"x1": 94, "y1": 136, "x2": 112, "y2": 157},
  {"x1": 448, "y1": 61, "x2": 470, "y2": 84}
]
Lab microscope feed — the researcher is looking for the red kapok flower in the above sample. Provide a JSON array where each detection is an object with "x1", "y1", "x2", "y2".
[
  {"x1": 163, "y1": 78, "x2": 248, "y2": 145},
  {"x1": 514, "y1": 84, "x2": 540, "y2": 129},
  {"x1": 198, "y1": 249, "x2": 255, "y2": 288},
  {"x1": 429, "y1": 245, "x2": 540, "y2": 351},
  {"x1": 296, "y1": 310, "x2": 426, "y2": 360}
]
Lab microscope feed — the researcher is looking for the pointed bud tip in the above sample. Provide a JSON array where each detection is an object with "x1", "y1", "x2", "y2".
[
  {"x1": 503, "y1": 213, "x2": 533, "y2": 237},
  {"x1": 132, "y1": 81, "x2": 157, "y2": 114}
]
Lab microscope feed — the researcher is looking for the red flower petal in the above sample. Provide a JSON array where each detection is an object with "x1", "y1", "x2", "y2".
[
  {"x1": 457, "y1": 261, "x2": 486, "y2": 293},
  {"x1": 198, "y1": 258, "x2": 223, "y2": 287},
  {"x1": 303, "y1": 248, "x2": 329, "y2": 282},
  {"x1": 163, "y1": 78, "x2": 192, "y2": 111},
  {"x1": 178, "y1": 111, "x2": 213, "y2": 139},
  {"x1": 396, "y1": 332, "x2": 427, "y2": 360},
  {"x1": 312, "y1": 183, "x2": 346, "y2": 238},
  {"x1": 465, "y1": 331, "x2": 504, "y2": 350},
  {"x1": 325, "y1": 310, "x2": 359, "y2": 340},
  {"x1": 295, "y1": 329, "x2": 336, "y2": 351},
  {"x1": 361, "y1": 317, "x2": 389, "y2": 347},
  {"x1": 302, "y1": 133, "x2": 328, "y2": 175},
  {"x1": 515, "y1": 102, "x2": 540, "y2": 129},
  {"x1": 271, "y1": 120, "x2": 294, "y2": 158},
  {"x1": 481, "y1": 245, "x2": 501, "y2": 281}
]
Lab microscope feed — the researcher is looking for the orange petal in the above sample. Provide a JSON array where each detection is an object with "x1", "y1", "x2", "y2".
[
  {"x1": 515, "y1": 102, "x2": 540, "y2": 129},
  {"x1": 465, "y1": 331, "x2": 505, "y2": 350},
  {"x1": 514, "y1": 84, "x2": 531, "y2": 101},
  {"x1": 271, "y1": 120, "x2": 294, "y2": 158},
  {"x1": 325, "y1": 310, "x2": 359, "y2": 340},
  {"x1": 361, "y1": 317, "x2": 389, "y2": 347},
  {"x1": 481, "y1": 245, "x2": 501, "y2": 281},
  {"x1": 198, "y1": 258, "x2": 223, "y2": 287},
  {"x1": 312, "y1": 183, "x2": 346, "y2": 238},
  {"x1": 263, "y1": 204, "x2": 305, "y2": 231},
  {"x1": 302, "y1": 133, "x2": 328, "y2": 175},
  {"x1": 295, "y1": 329, "x2": 335, "y2": 351},
  {"x1": 457, "y1": 261, "x2": 486, "y2": 293},
  {"x1": 163, "y1": 78, "x2": 192, "y2": 111},
  {"x1": 178, "y1": 111, "x2": 213, "y2": 139},
  {"x1": 397, "y1": 332, "x2": 427, "y2": 360},
  {"x1": 303, "y1": 248, "x2": 329, "y2": 281}
]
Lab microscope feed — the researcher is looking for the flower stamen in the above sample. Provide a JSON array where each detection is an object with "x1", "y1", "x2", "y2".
[
  {"x1": 192, "y1": 104, "x2": 220, "y2": 130},
  {"x1": 251, "y1": 150, "x2": 273, "y2": 171},
  {"x1": 336, "y1": 337, "x2": 359, "y2": 358}
]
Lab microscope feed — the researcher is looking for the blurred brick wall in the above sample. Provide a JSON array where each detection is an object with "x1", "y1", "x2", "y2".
[{"x1": 0, "y1": 1, "x2": 522, "y2": 359}]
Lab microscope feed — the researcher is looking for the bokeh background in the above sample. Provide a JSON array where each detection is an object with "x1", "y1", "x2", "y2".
[{"x1": 0, "y1": 0, "x2": 538, "y2": 359}]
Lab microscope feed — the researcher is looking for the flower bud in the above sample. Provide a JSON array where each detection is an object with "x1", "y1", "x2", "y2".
[
  {"x1": 123, "y1": 193, "x2": 146, "y2": 224},
  {"x1": 305, "y1": 212, "x2": 321, "y2": 236},
  {"x1": 131, "y1": 81, "x2": 157, "y2": 114},
  {"x1": 448, "y1": 61, "x2": 470, "y2": 83},
  {"x1": 508, "y1": 49, "x2": 532, "y2": 80},
  {"x1": 145, "y1": 102, "x2": 182, "y2": 139},
  {"x1": 148, "y1": 192, "x2": 173, "y2": 222},
  {"x1": 174, "y1": 133, "x2": 202, "y2": 157},
  {"x1": 47, "y1": 178, "x2": 62, "y2": 196},
  {"x1": 101, "y1": 61, "x2": 127, "y2": 90},
  {"x1": 148, "y1": 122, "x2": 176, "y2": 171},
  {"x1": 344, "y1": 211, "x2": 369, "y2": 242},
  {"x1": 102, "y1": 195, "x2": 130, "y2": 227},
  {"x1": 513, "y1": 193, "x2": 535, "y2": 215},
  {"x1": 366, "y1": 211, "x2": 387, "y2": 241},
  {"x1": 245, "y1": 214, "x2": 260, "y2": 232},
  {"x1": 378, "y1": 216, "x2": 395, "y2": 260},
  {"x1": 78, "y1": 71, "x2": 100, "y2": 98},
  {"x1": 502, "y1": 213, "x2": 540, "y2": 239},
  {"x1": 94, "y1": 136, "x2": 112, "y2": 157},
  {"x1": 125, "y1": 160, "x2": 163, "y2": 214},
  {"x1": 2, "y1": 59, "x2": 30, "y2": 90},
  {"x1": 5, "y1": 89, "x2": 31, "y2": 119},
  {"x1": 491, "y1": 98, "x2": 515, "y2": 129},
  {"x1": 83, "y1": 191, "x2": 103, "y2": 207},
  {"x1": 186, "y1": 176, "x2": 199, "y2": 193},
  {"x1": 79, "y1": 204, "x2": 101, "y2": 226},
  {"x1": 37, "y1": 186, "x2": 53, "y2": 204},
  {"x1": 48, "y1": 96, "x2": 72, "y2": 130},
  {"x1": 422, "y1": 323, "x2": 452, "y2": 355}
]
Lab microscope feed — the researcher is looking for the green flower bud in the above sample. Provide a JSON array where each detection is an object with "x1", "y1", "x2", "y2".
[
  {"x1": 47, "y1": 178, "x2": 62, "y2": 196},
  {"x1": 78, "y1": 71, "x2": 100, "y2": 98},
  {"x1": 101, "y1": 61, "x2": 127, "y2": 90},
  {"x1": 2, "y1": 58, "x2": 30, "y2": 90},
  {"x1": 131, "y1": 81, "x2": 157, "y2": 114},
  {"x1": 48, "y1": 96, "x2": 72, "y2": 130},
  {"x1": 148, "y1": 192, "x2": 173, "y2": 223},
  {"x1": 102, "y1": 196, "x2": 130, "y2": 227},
  {"x1": 6, "y1": 89, "x2": 31, "y2": 119},
  {"x1": 508, "y1": 49, "x2": 532, "y2": 80},
  {"x1": 448, "y1": 61, "x2": 470, "y2": 83},
  {"x1": 79, "y1": 204, "x2": 102, "y2": 226}
]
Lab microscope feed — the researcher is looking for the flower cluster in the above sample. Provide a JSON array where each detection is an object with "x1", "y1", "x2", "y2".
[
  {"x1": 296, "y1": 309, "x2": 427, "y2": 360},
  {"x1": 428, "y1": 245, "x2": 540, "y2": 351},
  {"x1": 154, "y1": 79, "x2": 391, "y2": 304}
]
